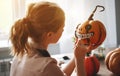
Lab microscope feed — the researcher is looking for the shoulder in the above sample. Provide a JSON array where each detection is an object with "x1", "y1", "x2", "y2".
[
  {"x1": 40, "y1": 57, "x2": 65, "y2": 76},
  {"x1": 30, "y1": 54, "x2": 58, "y2": 70},
  {"x1": 32, "y1": 55, "x2": 65, "y2": 76},
  {"x1": 11, "y1": 54, "x2": 65, "y2": 76},
  {"x1": 32, "y1": 54, "x2": 65, "y2": 76},
  {"x1": 33, "y1": 54, "x2": 57, "y2": 65}
]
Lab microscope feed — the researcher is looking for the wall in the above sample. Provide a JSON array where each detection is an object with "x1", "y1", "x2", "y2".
[
  {"x1": 104, "y1": 0, "x2": 117, "y2": 47},
  {"x1": 0, "y1": 44, "x2": 60, "y2": 59},
  {"x1": 0, "y1": 0, "x2": 118, "y2": 56},
  {"x1": 59, "y1": 0, "x2": 117, "y2": 54},
  {"x1": 0, "y1": 40, "x2": 12, "y2": 59},
  {"x1": 115, "y1": 0, "x2": 120, "y2": 46},
  {"x1": 0, "y1": 47, "x2": 12, "y2": 59},
  {"x1": 48, "y1": 43, "x2": 60, "y2": 55}
]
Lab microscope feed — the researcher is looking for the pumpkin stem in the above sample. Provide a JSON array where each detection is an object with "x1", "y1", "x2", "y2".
[{"x1": 88, "y1": 5, "x2": 105, "y2": 20}]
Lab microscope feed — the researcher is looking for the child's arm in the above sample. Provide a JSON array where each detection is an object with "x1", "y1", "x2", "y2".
[
  {"x1": 62, "y1": 58, "x2": 75, "y2": 76},
  {"x1": 62, "y1": 39, "x2": 91, "y2": 76}
]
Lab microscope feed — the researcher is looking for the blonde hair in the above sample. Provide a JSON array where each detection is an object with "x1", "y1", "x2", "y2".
[{"x1": 10, "y1": 1, "x2": 65, "y2": 58}]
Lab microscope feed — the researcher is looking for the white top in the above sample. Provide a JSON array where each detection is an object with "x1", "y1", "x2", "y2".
[{"x1": 10, "y1": 53, "x2": 66, "y2": 76}]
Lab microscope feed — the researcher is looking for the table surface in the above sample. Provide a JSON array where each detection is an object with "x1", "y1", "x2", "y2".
[
  {"x1": 96, "y1": 61, "x2": 117, "y2": 76},
  {"x1": 52, "y1": 53, "x2": 118, "y2": 76}
]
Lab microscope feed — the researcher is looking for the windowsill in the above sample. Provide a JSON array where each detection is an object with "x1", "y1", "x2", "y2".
[
  {"x1": 0, "y1": 33, "x2": 10, "y2": 48},
  {"x1": 0, "y1": 39, "x2": 11, "y2": 49}
]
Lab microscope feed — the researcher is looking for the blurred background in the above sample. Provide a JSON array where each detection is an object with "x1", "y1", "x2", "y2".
[{"x1": 0, "y1": 0, "x2": 120, "y2": 76}]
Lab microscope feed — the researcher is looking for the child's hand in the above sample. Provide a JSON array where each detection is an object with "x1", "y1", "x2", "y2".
[{"x1": 74, "y1": 39, "x2": 91, "y2": 58}]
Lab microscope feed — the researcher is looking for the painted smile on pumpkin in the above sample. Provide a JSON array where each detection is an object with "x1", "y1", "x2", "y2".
[{"x1": 76, "y1": 32, "x2": 94, "y2": 39}]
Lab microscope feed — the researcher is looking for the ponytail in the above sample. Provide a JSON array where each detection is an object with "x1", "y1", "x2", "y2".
[{"x1": 10, "y1": 18, "x2": 30, "y2": 58}]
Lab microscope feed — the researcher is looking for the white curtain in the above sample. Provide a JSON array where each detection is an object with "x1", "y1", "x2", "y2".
[{"x1": 12, "y1": 0, "x2": 25, "y2": 21}]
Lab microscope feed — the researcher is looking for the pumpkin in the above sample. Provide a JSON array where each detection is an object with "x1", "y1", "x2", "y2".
[
  {"x1": 105, "y1": 48, "x2": 120, "y2": 75},
  {"x1": 85, "y1": 53, "x2": 100, "y2": 76},
  {"x1": 75, "y1": 5, "x2": 106, "y2": 50}
]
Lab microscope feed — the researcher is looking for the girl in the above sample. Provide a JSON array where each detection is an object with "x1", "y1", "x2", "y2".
[{"x1": 10, "y1": 1, "x2": 90, "y2": 76}]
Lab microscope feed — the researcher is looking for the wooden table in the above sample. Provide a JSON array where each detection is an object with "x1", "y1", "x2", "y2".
[{"x1": 96, "y1": 60, "x2": 117, "y2": 76}]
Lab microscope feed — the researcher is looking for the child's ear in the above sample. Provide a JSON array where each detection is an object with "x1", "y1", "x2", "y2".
[{"x1": 47, "y1": 32, "x2": 53, "y2": 37}]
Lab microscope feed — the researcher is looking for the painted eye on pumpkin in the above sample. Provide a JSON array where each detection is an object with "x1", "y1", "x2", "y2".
[{"x1": 85, "y1": 24, "x2": 92, "y2": 31}]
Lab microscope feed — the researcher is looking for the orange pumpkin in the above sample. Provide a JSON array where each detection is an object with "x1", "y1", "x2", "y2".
[
  {"x1": 85, "y1": 55, "x2": 100, "y2": 76},
  {"x1": 75, "y1": 5, "x2": 106, "y2": 50},
  {"x1": 76, "y1": 20, "x2": 106, "y2": 50},
  {"x1": 105, "y1": 48, "x2": 120, "y2": 75}
]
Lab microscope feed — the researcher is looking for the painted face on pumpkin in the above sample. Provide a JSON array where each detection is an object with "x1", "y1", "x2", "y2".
[{"x1": 75, "y1": 20, "x2": 106, "y2": 50}]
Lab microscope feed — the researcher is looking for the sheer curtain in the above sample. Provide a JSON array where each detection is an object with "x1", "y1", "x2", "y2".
[
  {"x1": 12, "y1": 0, "x2": 25, "y2": 21},
  {"x1": 0, "y1": 0, "x2": 12, "y2": 40}
]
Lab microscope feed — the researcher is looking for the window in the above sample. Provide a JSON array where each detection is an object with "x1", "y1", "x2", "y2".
[
  {"x1": 0, "y1": 0, "x2": 13, "y2": 48},
  {"x1": 0, "y1": 0, "x2": 25, "y2": 48},
  {"x1": 0, "y1": 0, "x2": 117, "y2": 52},
  {"x1": 0, "y1": 0, "x2": 13, "y2": 40}
]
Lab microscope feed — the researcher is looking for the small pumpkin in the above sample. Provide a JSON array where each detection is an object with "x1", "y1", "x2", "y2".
[
  {"x1": 75, "y1": 5, "x2": 106, "y2": 50},
  {"x1": 105, "y1": 48, "x2": 120, "y2": 75},
  {"x1": 85, "y1": 53, "x2": 100, "y2": 76}
]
